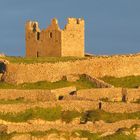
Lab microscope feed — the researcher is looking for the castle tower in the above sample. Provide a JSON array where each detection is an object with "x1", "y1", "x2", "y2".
[
  {"x1": 25, "y1": 21, "x2": 41, "y2": 57},
  {"x1": 25, "y1": 18, "x2": 85, "y2": 57},
  {"x1": 61, "y1": 18, "x2": 85, "y2": 57}
]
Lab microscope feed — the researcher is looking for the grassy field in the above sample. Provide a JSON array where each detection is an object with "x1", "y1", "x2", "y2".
[
  {"x1": 0, "y1": 98, "x2": 27, "y2": 104},
  {"x1": 72, "y1": 129, "x2": 136, "y2": 140},
  {"x1": 61, "y1": 111, "x2": 81, "y2": 123},
  {"x1": 30, "y1": 129, "x2": 60, "y2": 137},
  {"x1": 134, "y1": 99, "x2": 140, "y2": 104},
  {"x1": 72, "y1": 130, "x2": 99, "y2": 140},
  {"x1": 0, "y1": 76, "x2": 97, "y2": 90},
  {"x1": 0, "y1": 133, "x2": 14, "y2": 140},
  {"x1": 3, "y1": 56, "x2": 86, "y2": 64},
  {"x1": 100, "y1": 132, "x2": 136, "y2": 140},
  {"x1": 101, "y1": 76, "x2": 140, "y2": 88},
  {"x1": 0, "y1": 107, "x2": 81, "y2": 122},
  {"x1": 0, "y1": 108, "x2": 139, "y2": 123},
  {"x1": 0, "y1": 107, "x2": 62, "y2": 122},
  {"x1": 81, "y1": 110, "x2": 140, "y2": 123},
  {"x1": 0, "y1": 125, "x2": 139, "y2": 140},
  {"x1": 0, "y1": 129, "x2": 137, "y2": 140}
]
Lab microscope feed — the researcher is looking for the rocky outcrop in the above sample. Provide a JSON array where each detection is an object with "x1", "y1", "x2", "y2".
[{"x1": 0, "y1": 124, "x2": 8, "y2": 134}]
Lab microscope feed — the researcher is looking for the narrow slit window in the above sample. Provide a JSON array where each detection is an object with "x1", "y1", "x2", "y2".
[
  {"x1": 37, "y1": 32, "x2": 40, "y2": 40},
  {"x1": 49, "y1": 32, "x2": 52, "y2": 38},
  {"x1": 33, "y1": 23, "x2": 37, "y2": 32},
  {"x1": 37, "y1": 51, "x2": 39, "y2": 57},
  {"x1": 77, "y1": 19, "x2": 80, "y2": 24}
]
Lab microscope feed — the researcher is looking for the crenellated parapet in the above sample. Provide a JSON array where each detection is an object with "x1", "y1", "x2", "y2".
[
  {"x1": 64, "y1": 18, "x2": 84, "y2": 30},
  {"x1": 25, "y1": 17, "x2": 85, "y2": 57}
]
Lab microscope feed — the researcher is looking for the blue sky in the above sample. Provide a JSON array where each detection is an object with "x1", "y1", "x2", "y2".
[{"x1": 0, "y1": 0, "x2": 140, "y2": 56}]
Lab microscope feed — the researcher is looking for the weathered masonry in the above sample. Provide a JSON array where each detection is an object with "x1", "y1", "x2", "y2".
[{"x1": 25, "y1": 18, "x2": 85, "y2": 57}]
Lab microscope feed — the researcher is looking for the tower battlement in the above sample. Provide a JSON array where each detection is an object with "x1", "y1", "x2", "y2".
[
  {"x1": 67, "y1": 18, "x2": 84, "y2": 25},
  {"x1": 25, "y1": 18, "x2": 85, "y2": 57}
]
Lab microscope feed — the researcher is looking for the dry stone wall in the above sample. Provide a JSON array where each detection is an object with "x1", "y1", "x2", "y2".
[
  {"x1": 82, "y1": 74, "x2": 113, "y2": 88},
  {"x1": 0, "y1": 87, "x2": 76, "y2": 101},
  {"x1": 4, "y1": 119, "x2": 140, "y2": 134},
  {"x1": 127, "y1": 88, "x2": 140, "y2": 102},
  {"x1": 77, "y1": 88, "x2": 140, "y2": 102},
  {"x1": 0, "y1": 87, "x2": 139, "y2": 103},
  {"x1": 51, "y1": 86, "x2": 76, "y2": 99},
  {"x1": 4, "y1": 54, "x2": 140, "y2": 84},
  {"x1": 0, "y1": 89, "x2": 54, "y2": 101},
  {"x1": 77, "y1": 88, "x2": 123, "y2": 102},
  {"x1": 0, "y1": 101, "x2": 139, "y2": 113}
]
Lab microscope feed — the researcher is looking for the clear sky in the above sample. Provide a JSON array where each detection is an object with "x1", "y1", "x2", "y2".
[{"x1": 0, "y1": 0, "x2": 140, "y2": 56}]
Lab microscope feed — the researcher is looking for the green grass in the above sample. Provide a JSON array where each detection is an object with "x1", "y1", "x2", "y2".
[
  {"x1": 99, "y1": 98, "x2": 110, "y2": 102},
  {"x1": 0, "y1": 98, "x2": 27, "y2": 104},
  {"x1": 72, "y1": 130, "x2": 136, "y2": 140},
  {"x1": 0, "y1": 107, "x2": 81, "y2": 123},
  {"x1": 100, "y1": 132, "x2": 136, "y2": 140},
  {"x1": 0, "y1": 133, "x2": 14, "y2": 140},
  {"x1": 0, "y1": 76, "x2": 97, "y2": 90},
  {"x1": 0, "y1": 125, "x2": 138, "y2": 140},
  {"x1": 61, "y1": 111, "x2": 81, "y2": 123},
  {"x1": 0, "y1": 130, "x2": 136, "y2": 140},
  {"x1": 0, "y1": 82, "x2": 16, "y2": 89},
  {"x1": 81, "y1": 110, "x2": 140, "y2": 123},
  {"x1": 4, "y1": 56, "x2": 86, "y2": 64},
  {"x1": 30, "y1": 129, "x2": 60, "y2": 137},
  {"x1": 133, "y1": 99, "x2": 140, "y2": 104},
  {"x1": 0, "y1": 107, "x2": 62, "y2": 122},
  {"x1": 72, "y1": 130, "x2": 99, "y2": 140},
  {"x1": 29, "y1": 129, "x2": 71, "y2": 139},
  {"x1": 101, "y1": 76, "x2": 140, "y2": 88},
  {"x1": 0, "y1": 108, "x2": 140, "y2": 123}
]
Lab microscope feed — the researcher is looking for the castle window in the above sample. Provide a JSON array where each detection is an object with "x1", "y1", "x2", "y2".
[
  {"x1": 49, "y1": 32, "x2": 52, "y2": 38},
  {"x1": 37, "y1": 51, "x2": 39, "y2": 57},
  {"x1": 77, "y1": 19, "x2": 80, "y2": 24},
  {"x1": 33, "y1": 23, "x2": 37, "y2": 32},
  {"x1": 37, "y1": 32, "x2": 40, "y2": 40}
]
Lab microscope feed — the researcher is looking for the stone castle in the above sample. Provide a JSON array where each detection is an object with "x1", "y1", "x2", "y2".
[
  {"x1": 0, "y1": 18, "x2": 140, "y2": 139},
  {"x1": 25, "y1": 18, "x2": 85, "y2": 57}
]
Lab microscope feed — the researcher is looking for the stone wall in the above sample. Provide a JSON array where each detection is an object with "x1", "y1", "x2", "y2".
[
  {"x1": 0, "y1": 88, "x2": 139, "y2": 103},
  {"x1": 0, "y1": 101, "x2": 139, "y2": 113},
  {"x1": 77, "y1": 88, "x2": 140, "y2": 102},
  {"x1": 0, "y1": 89, "x2": 54, "y2": 101},
  {"x1": 51, "y1": 86, "x2": 76, "y2": 99},
  {"x1": 77, "y1": 88, "x2": 122, "y2": 102},
  {"x1": 0, "y1": 87, "x2": 139, "y2": 103},
  {"x1": 4, "y1": 54, "x2": 140, "y2": 84},
  {"x1": 127, "y1": 88, "x2": 140, "y2": 102},
  {"x1": 0, "y1": 87, "x2": 76, "y2": 102},
  {"x1": 82, "y1": 74, "x2": 113, "y2": 88},
  {"x1": 4, "y1": 119, "x2": 140, "y2": 134}
]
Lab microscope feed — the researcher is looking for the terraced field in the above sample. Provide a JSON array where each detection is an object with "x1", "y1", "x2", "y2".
[
  {"x1": 0, "y1": 75, "x2": 140, "y2": 139},
  {"x1": 0, "y1": 89, "x2": 139, "y2": 140}
]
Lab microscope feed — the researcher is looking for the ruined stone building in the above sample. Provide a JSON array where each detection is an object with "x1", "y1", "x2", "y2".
[{"x1": 25, "y1": 18, "x2": 85, "y2": 57}]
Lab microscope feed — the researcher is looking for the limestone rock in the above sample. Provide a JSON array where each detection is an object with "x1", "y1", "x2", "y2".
[
  {"x1": 0, "y1": 124, "x2": 8, "y2": 134},
  {"x1": 11, "y1": 134, "x2": 31, "y2": 140},
  {"x1": 66, "y1": 74, "x2": 80, "y2": 82}
]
